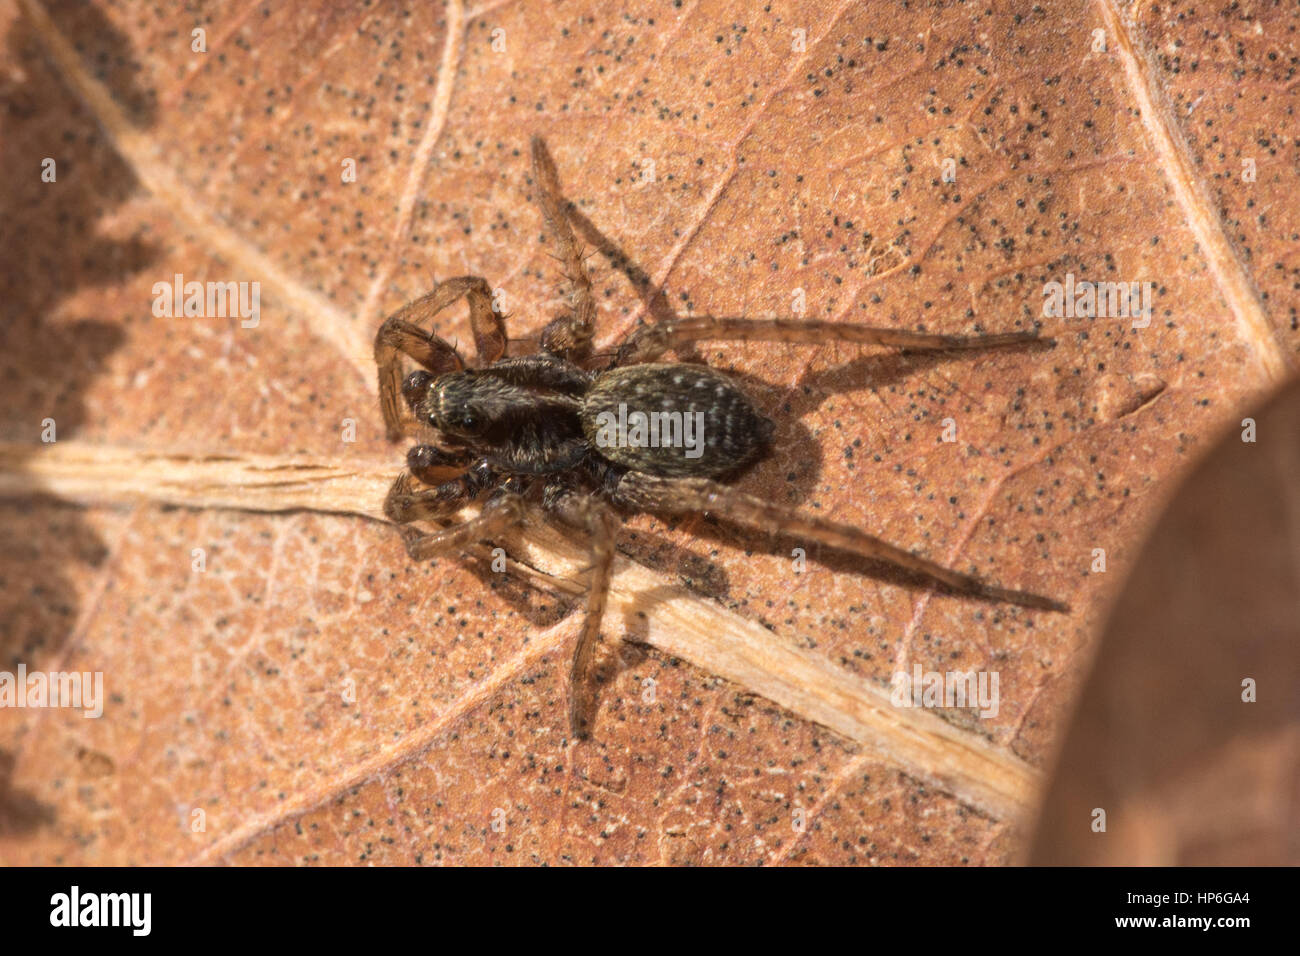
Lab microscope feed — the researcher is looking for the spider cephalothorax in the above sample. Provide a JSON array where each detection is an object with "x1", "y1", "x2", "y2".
[
  {"x1": 374, "y1": 136, "x2": 1067, "y2": 739},
  {"x1": 408, "y1": 363, "x2": 591, "y2": 473}
]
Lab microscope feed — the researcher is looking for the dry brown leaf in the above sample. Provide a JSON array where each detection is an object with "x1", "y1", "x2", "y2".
[{"x1": 0, "y1": 0, "x2": 1296, "y2": 865}]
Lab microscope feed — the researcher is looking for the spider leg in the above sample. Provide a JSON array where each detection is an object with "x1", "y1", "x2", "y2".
[
  {"x1": 374, "y1": 276, "x2": 507, "y2": 441},
  {"x1": 383, "y1": 462, "x2": 495, "y2": 524},
  {"x1": 397, "y1": 492, "x2": 526, "y2": 562},
  {"x1": 566, "y1": 497, "x2": 619, "y2": 739},
  {"x1": 406, "y1": 444, "x2": 474, "y2": 485},
  {"x1": 613, "y1": 316, "x2": 1047, "y2": 366},
  {"x1": 529, "y1": 135, "x2": 596, "y2": 363},
  {"x1": 434, "y1": 275, "x2": 508, "y2": 367},
  {"x1": 615, "y1": 473, "x2": 1069, "y2": 613}
]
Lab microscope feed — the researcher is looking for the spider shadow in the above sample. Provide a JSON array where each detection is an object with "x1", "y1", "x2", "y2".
[
  {"x1": 654, "y1": 350, "x2": 1055, "y2": 614},
  {"x1": 585, "y1": 581, "x2": 771, "y2": 728},
  {"x1": 553, "y1": 200, "x2": 678, "y2": 328},
  {"x1": 611, "y1": 522, "x2": 734, "y2": 603},
  {"x1": 425, "y1": 508, "x2": 737, "y2": 632},
  {"x1": 454, "y1": 548, "x2": 574, "y2": 632},
  {"x1": 580, "y1": 537, "x2": 1036, "y2": 733},
  {"x1": 0, "y1": 5, "x2": 159, "y2": 837}
]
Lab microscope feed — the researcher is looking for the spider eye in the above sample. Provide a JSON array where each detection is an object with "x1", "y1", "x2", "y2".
[{"x1": 431, "y1": 408, "x2": 481, "y2": 434}]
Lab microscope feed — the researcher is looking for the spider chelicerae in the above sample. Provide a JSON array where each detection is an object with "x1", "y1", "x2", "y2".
[{"x1": 374, "y1": 136, "x2": 1068, "y2": 739}]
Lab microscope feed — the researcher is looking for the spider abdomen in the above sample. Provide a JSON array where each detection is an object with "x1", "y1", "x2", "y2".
[{"x1": 580, "y1": 363, "x2": 774, "y2": 478}]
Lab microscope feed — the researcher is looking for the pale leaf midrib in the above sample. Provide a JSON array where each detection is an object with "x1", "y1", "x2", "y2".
[{"x1": 2, "y1": 440, "x2": 1040, "y2": 828}]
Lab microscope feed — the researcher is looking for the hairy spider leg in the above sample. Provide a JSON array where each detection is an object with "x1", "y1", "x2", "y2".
[
  {"x1": 384, "y1": 470, "x2": 470, "y2": 523},
  {"x1": 542, "y1": 488, "x2": 620, "y2": 739},
  {"x1": 615, "y1": 473, "x2": 1069, "y2": 613},
  {"x1": 404, "y1": 444, "x2": 475, "y2": 485},
  {"x1": 530, "y1": 136, "x2": 597, "y2": 363},
  {"x1": 398, "y1": 492, "x2": 527, "y2": 563}
]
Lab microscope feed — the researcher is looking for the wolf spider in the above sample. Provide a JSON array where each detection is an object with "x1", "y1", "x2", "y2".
[{"x1": 374, "y1": 136, "x2": 1068, "y2": 740}]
